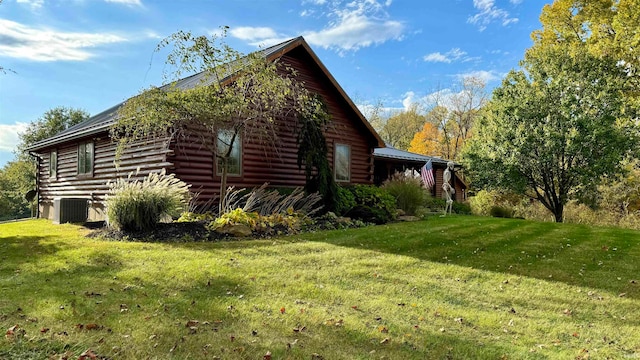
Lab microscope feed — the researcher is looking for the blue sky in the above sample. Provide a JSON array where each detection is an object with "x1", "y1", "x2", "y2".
[{"x1": 0, "y1": 0, "x2": 549, "y2": 167}]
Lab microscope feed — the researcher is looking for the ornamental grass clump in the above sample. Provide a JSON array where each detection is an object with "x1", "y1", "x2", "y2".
[
  {"x1": 106, "y1": 170, "x2": 191, "y2": 231},
  {"x1": 382, "y1": 172, "x2": 428, "y2": 216}
]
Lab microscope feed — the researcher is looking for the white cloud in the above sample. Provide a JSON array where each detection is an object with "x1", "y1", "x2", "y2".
[
  {"x1": 0, "y1": 123, "x2": 28, "y2": 153},
  {"x1": 0, "y1": 19, "x2": 127, "y2": 62},
  {"x1": 16, "y1": 0, "x2": 44, "y2": 9},
  {"x1": 456, "y1": 70, "x2": 502, "y2": 83},
  {"x1": 423, "y1": 48, "x2": 468, "y2": 63},
  {"x1": 468, "y1": 0, "x2": 518, "y2": 31},
  {"x1": 104, "y1": 0, "x2": 142, "y2": 6},
  {"x1": 303, "y1": 0, "x2": 404, "y2": 52},
  {"x1": 235, "y1": 0, "x2": 404, "y2": 52},
  {"x1": 510, "y1": 0, "x2": 523, "y2": 4},
  {"x1": 402, "y1": 91, "x2": 415, "y2": 111},
  {"x1": 230, "y1": 27, "x2": 279, "y2": 42}
]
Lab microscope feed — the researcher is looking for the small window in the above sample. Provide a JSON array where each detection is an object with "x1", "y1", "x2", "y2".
[
  {"x1": 216, "y1": 130, "x2": 241, "y2": 176},
  {"x1": 334, "y1": 143, "x2": 351, "y2": 182},
  {"x1": 77, "y1": 142, "x2": 94, "y2": 175},
  {"x1": 49, "y1": 150, "x2": 57, "y2": 179}
]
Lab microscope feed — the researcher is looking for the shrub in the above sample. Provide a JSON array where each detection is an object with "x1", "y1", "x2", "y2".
[
  {"x1": 106, "y1": 170, "x2": 191, "y2": 231},
  {"x1": 382, "y1": 173, "x2": 428, "y2": 216},
  {"x1": 424, "y1": 196, "x2": 446, "y2": 212},
  {"x1": 452, "y1": 202, "x2": 472, "y2": 215},
  {"x1": 334, "y1": 186, "x2": 356, "y2": 216},
  {"x1": 209, "y1": 208, "x2": 259, "y2": 230},
  {"x1": 490, "y1": 205, "x2": 513, "y2": 218},
  {"x1": 344, "y1": 185, "x2": 396, "y2": 224}
]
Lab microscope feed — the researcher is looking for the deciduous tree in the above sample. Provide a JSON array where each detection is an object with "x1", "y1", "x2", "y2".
[
  {"x1": 379, "y1": 104, "x2": 425, "y2": 150},
  {"x1": 464, "y1": 48, "x2": 637, "y2": 222}
]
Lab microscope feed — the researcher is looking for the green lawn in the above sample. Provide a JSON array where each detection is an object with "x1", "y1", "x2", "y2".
[{"x1": 1, "y1": 216, "x2": 639, "y2": 359}]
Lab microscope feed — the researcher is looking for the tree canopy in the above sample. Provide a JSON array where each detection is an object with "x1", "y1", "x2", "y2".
[
  {"x1": 17, "y1": 106, "x2": 89, "y2": 159},
  {"x1": 464, "y1": 48, "x2": 638, "y2": 222}
]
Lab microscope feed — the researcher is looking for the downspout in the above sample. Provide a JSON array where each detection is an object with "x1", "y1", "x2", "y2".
[{"x1": 28, "y1": 151, "x2": 40, "y2": 218}]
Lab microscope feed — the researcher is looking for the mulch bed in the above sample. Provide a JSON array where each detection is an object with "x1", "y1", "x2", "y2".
[{"x1": 85, "y1": 221, "x2": 228, "y2": 242}]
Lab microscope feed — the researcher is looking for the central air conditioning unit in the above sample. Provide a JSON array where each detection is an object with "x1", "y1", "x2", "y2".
[{"x1": 53, "y1": 198, "x2": 88, "y2": 224}]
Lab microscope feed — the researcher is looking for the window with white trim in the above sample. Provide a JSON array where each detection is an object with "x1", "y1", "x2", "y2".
[
  {"x1": 77, "y1": 142, "x2": 94, "y2": 175},
  {"x1": 216, "y1": 130, "x2": 241, "y2": 176},
  {"x1": 334, "y1": 143, "x2": 351, "y2": 182}
]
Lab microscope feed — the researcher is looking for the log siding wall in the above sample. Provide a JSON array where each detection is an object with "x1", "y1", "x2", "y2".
[
  {"x1": 170, "y1": 48, "x2": 377, "y2": 202},
  {"x1": 35, "y1": 45, "x2": 379, "y2": 220},
  {"x1": 37, "y1": 137, "x2": 171, "y2": 220}
]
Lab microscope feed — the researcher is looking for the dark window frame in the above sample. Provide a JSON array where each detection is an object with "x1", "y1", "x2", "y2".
[{"x1": 77, "y1": 141, "x2": 94, "y2": 177}]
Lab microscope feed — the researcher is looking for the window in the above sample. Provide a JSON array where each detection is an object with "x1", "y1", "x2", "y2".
[
  {"x1": 77, "y1": 142, "x2": 94, "y2": 175},
  {"x1": 334, "y1": 143, "x2": 351, "y2": 182},
  {"x1": 49, "y1": 150, "x2": 57, "y2": 179},
  {"x1": 216, "y1": 130, "x2": 241, "y2": 176}
]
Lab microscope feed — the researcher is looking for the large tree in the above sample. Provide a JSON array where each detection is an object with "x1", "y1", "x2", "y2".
[
  {"x1": 464, "y1": 48, "x2": 637, "y2": 222},
  {"x1": 17, "y1": 106, "x2": 90, "y2": 159},
  {"x1": 0, "y1": 106, "x2": 90, "y2": 219},
  {"x1": 114, "y1": 30, "x2": 328, "y2": 209},
  {"x1": 379, "y1": 104, "x2": 425, "y2": 150},
  {"x1": 530, "y1": 0, "x2": 640, "y2": 107}
]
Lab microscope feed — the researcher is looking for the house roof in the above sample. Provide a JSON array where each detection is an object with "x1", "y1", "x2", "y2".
[
  {"x1": 373, "y1": 145, "x2": 456, "y2": 167},
  {"x1": 28, "y1": 36, "x2": 384, "y2": 152}
]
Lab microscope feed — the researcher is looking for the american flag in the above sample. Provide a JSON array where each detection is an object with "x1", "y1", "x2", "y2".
[{"x1": 420, "y1": 160, "x2": 435, "y2": 189}]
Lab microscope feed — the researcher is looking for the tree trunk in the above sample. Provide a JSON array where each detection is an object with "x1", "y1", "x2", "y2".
[
  {"x1": 553, "y1": 203, "x2": 563, "y2": 223},
  {"x1": 219, "y1": 157, "x2": 228, "y2": 214}
]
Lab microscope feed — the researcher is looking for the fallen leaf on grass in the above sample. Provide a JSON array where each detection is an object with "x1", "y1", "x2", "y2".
[
  {"x1": 40, "y1": 327, "x2": 50, "y2": 333},
  {"x1": 5, "y1": 325, "x2": 24, "y2": 339},
  {"x1": 293, "y1": 325, "x2": 306, "y2": 333},
  {"x1": 619, "y1": 293, "x2": 626, "y2": 297},
  {"x1": 280, "y1": 307, "x2": 286, "y2": 314},
  {"x1": 380, "y1": 337, "x2": 390, "y2": 344},
  {"x1": 263, "y1": 351, "x2": 272, "y2": 360},
  {"x1": 186, "y1": 320, "x2": 199, "y2": 327},
  {"x1": 563, "y1": 309, "x2": 573, "y2": 316},
  {"x1": 377, "y1": 325, "x2": 388, "y2": 333},
  {"x1": 78, "y1": 349, "x2": 98, "y2": 360}
]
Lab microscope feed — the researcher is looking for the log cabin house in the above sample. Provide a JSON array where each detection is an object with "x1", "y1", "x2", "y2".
[{"x1": 27, "y1": 36, "x2": 465, "y2": 223}]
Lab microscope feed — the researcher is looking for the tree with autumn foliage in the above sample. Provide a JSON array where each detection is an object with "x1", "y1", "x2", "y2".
[{"x1": 378, "y1": 104, "x2": 425, "y2": 150}]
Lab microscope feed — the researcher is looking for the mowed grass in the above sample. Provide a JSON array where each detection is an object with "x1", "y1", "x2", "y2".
[{"x1": 0, "y1": 217, "x2": 639, "y2": 359}]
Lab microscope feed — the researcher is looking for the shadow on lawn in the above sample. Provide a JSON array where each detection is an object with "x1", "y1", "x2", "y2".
[
  {"x1": 0, "y1": 235, "x2": 64, "y2": 270},
  {"x1": 308, "y1": 216, "x2": 640, "y2": 299}
]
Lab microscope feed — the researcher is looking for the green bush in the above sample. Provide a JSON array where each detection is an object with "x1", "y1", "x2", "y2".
[
  {"x1": 334, "y1": 186, "x2": 356, "y2": 216},
  {"x1": 382, "y1": 173, "x2": 428, "y2": 216},
  {"x1": 106, "y1": 170, "x2": 191, "y2": 231},
  {"x1": 425, "y1": 196, "x2": 445, "y2": 211},
  {"x1": 344, "y1": 185, "x2": 396, "y2": 224},
  {"x1": 452, "y1": 202, "x2": 472, "y2": 215},
  {"x1": 490, "y1": 205, "x2": 513, "y2": 218}
]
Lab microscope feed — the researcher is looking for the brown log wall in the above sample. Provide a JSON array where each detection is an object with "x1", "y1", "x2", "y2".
[
  {"x1": 36, "y1": 137, "x2": 171, "y2": 220},
  {"x1": 170, "y1": 48, "x2": 377, "y2": 202}
]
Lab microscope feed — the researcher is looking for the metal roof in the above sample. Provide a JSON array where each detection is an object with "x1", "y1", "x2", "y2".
[
  {"x1": 27, "y1": 36, "x2": 340, "y2": 152},
  {"x1": 373, "y1": 146, "x2": 454, "y2": 166}
]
